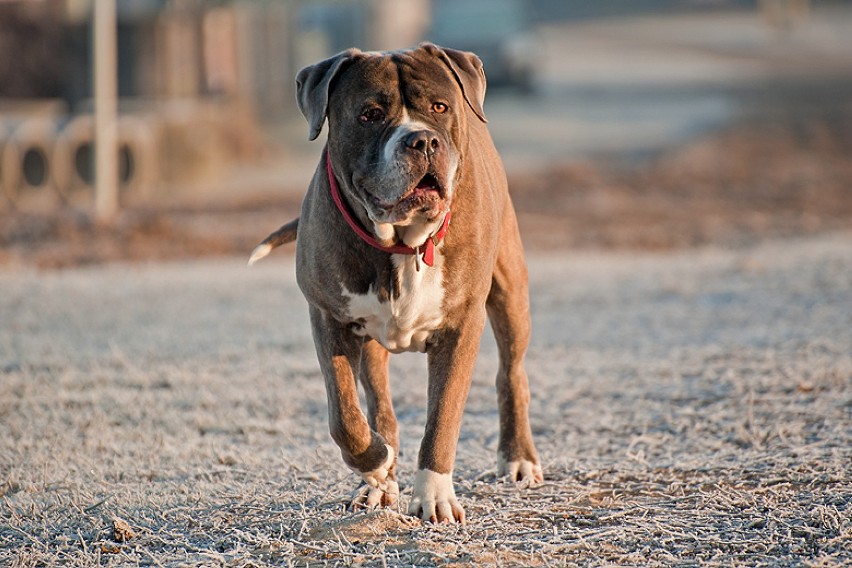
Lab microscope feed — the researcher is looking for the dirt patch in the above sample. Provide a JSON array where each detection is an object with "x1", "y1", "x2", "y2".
[
  {"x1": 0, "y1": 195, "x2": 302, "y2": 270},
  {"x1": 511, "y1": 109, "x2": 852, "y2": 251}
]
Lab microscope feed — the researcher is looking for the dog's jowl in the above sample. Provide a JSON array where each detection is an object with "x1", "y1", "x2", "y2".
[{"x1": 250, "y1": 43, "x2": 542, "y2": 524}]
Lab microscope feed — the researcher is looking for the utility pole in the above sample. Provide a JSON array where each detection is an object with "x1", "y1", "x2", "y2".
[{"x1": 94, "y1": 0, "x2": 119, "y2": 223}]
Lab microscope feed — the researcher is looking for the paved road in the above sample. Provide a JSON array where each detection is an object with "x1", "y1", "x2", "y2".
[{"x1": 492, "y1": 7, "x2": 852, "y2": 170}]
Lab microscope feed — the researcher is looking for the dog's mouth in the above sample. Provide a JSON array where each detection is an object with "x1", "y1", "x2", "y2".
[
  {"x1": 401, "y1": 173, "x2": 443, "y2": 205},
  {"x1": 416, "y1": 173, "x2": 441, "y2": 192},
  {"x1": 366, "y1": 172, "x2": 447, "y2": 222}
]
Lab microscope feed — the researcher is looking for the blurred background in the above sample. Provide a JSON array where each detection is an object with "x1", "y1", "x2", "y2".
[{"x1": 0, "y1": 0, "x2": 851, "y2": 267}]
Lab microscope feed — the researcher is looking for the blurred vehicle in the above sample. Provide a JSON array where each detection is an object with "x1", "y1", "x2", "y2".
[{"x1": 427, "y1": 0, "x2": 538, "y2": 91}]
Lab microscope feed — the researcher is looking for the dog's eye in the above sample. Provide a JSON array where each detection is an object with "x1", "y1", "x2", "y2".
[
  {"x1": 360, "y1": 108, "x2": 385, "y2": 123},
  {"x1": 431, "y1": 102, "x2": 448, "y2": 114}
]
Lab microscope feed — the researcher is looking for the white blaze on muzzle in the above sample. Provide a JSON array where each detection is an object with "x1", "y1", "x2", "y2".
[{"x1": 382, "y1": 108, "x2": 435, "y2": 167}]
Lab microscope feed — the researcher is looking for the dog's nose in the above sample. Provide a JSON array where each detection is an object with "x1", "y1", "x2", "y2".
[{"x1": 403, "y1": 130, "x2": 440, "y2": 156}]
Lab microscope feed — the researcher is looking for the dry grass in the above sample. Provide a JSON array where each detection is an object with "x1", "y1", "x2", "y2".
[{"x1": 2, "y1": 234, "x2": 850, "y2": 566}]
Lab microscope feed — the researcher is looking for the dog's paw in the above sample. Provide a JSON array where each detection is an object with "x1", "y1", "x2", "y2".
[
  {"x1": 407, "y1": 469, "x2": 465, "y2": 524},
  {"x1": 498, "y1": 455, "x2": 543, "y2": 485},
  {"x1": 351, "y1": 479, "x2": 400, "y2": 510},
  {"x1": 350, "y1": 444, "x2": 395, "y2": 490}
]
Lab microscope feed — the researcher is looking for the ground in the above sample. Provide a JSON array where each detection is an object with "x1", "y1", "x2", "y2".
[{"x1": 1, "y1": 233, "x2": 850, "y2": 566}]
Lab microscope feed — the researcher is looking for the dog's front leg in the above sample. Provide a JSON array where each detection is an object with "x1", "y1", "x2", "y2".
[
  {"x1": 309, "y1": 306, "x2": 396, "y2": 495},
  {"x1": 408, "y1": 309, "x2": 487, "y2": 524},
  {"x1": 352, "y1": 339, "x2": 400, "y2": 509}
]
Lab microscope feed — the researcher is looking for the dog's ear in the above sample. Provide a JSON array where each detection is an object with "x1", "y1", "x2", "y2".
[
  {"x1": 296, "y1": 49, "x2": 362, "y2": 141},
  {"x1": 422, "y1": 43, "x2": 487, "y2": 123}
]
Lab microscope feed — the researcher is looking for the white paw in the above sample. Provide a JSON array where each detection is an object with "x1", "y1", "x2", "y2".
[
  {"x1": 407, "y1": 469, "x2": 465, "y2": 524},
  {"x1": 498, "y1": 454, "x2": 543, "y2": 485},
  {"x1": 350, "y1": 444, "x2": 395, "y2": 490},
  {"x1": 352, "y1": 479, "x2": 400, "y2": 510}
]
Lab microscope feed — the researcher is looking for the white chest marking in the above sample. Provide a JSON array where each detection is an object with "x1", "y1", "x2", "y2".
[{"x1": 343, "y1": 253, "x2": 445, "y2": 353}]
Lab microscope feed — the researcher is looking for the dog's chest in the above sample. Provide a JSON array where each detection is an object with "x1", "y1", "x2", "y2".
[{"x1": 342, "y1": 254, "x2": 445, "y2": 353}]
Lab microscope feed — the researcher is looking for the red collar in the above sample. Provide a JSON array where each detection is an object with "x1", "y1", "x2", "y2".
[{"x1": 326, "y1": 148, "x2": 450, "y2": 270}]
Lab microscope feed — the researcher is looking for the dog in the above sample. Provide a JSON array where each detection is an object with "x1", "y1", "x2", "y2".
[{"x1": 249, "y1": 43, "x2": 541, "y2": 524}]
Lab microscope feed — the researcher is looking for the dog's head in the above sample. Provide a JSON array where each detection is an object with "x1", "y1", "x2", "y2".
[{"x1": 296, "y1": 43, "x2": 487, "y2": 242}]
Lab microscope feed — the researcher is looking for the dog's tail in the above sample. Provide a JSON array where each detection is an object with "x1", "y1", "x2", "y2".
[{"x1": 247, "y1": 217, "x2": 299, "y2": 266}]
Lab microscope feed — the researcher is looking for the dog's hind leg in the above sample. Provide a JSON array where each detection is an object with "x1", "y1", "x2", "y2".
[
  {"x1": 486, "y1": 206, "x2": 543, "y2": 485},
  {"x1": 352, "y1": 339, "x2": 400, "y2": 508}
]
